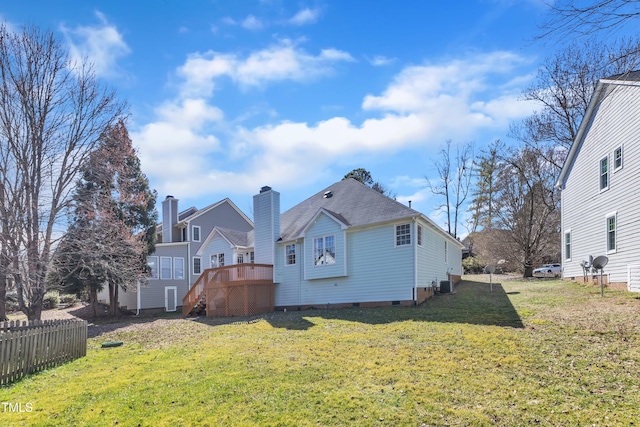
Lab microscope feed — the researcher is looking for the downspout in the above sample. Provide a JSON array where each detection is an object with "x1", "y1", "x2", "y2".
[
  {"x1": 413, "y1": 218, "x2": 418, "y2": 305},
  {"x1": 136, "y1": 280, "x2": 141, "y2": 316},
  {"x1": 298, "y1": 239, "x2": 303, "y2": 309}
]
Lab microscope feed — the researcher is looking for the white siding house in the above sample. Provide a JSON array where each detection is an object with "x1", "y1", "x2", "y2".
[
  {"x1": 255, "y1": 179, "x2": 464, "y2": 309},
  {"x1": 556, "y1": 72, "x2": 640, "y2": 291}
]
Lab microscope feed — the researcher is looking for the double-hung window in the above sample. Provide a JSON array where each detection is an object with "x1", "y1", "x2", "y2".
[
  {"x1": 600, "y1": 156, "x2": 609, "y2": 190},
  {"x1": 564, "y1": 231, "x2": 571, "y2": 261},
  {"x1": 606, "y1": 213, "x2": 617, "y2": 253},
  {"x1": 396, "y1": 224, "x2": 411, "y2": 246},
  {"x1": 286, "y1": 244, "x2": 296, "y2": 265},
  {"x1": 313, "y1": 236, "x2": 335, "y2": 266},
  {"x1": 614, "y1": 146, "x2": 623, "y2": 171},
  {"x1": 160, "y1": 257, "x2": 172, "y2": 280},
  {"x1": 193, "y1": 257, "x2": 202, "y2": 275},
  {"x1": 192, "y1": 225, "x2": 201, "y2": 242},
  {"x1": 148, "y1": 256, "x2": 159, "y2": 280},
  {"x1": 174, "y1": 257, "x2": 185, "y2": 280}
]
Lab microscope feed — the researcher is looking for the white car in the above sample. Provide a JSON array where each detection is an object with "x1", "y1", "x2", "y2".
[{"x1": 533, "y1": 263, "x2": 562, "y2": 277}]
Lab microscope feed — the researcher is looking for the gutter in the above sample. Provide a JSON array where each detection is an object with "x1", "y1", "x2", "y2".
[{"x1": 556, "y1": 81, "x2": 606, "y2": 189}]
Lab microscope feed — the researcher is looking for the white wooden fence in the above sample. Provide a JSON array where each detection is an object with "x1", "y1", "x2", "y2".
[{"x1": 0, "y1": 319, "x2": 87, "y2": 385}]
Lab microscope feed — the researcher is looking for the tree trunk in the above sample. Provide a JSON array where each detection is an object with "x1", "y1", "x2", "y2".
[
  {"x1": 89, "y1": 287, "x2": 98, "y2": 318},
  {"x1": 108, "y1": 283, "x2": 119, "y2": 317},
  {"x1": 0, "y1": 274, "x2": 6, "y2": 321}
]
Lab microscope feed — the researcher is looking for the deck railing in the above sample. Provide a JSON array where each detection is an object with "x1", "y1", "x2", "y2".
[{"x1": 182, "y1": 264, "x2": 274, "y2": 317}]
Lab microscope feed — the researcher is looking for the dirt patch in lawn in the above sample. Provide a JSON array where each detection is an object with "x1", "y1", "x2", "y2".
[{"x1": 7, "y1": 303, "x2": 191, "y2": 338}]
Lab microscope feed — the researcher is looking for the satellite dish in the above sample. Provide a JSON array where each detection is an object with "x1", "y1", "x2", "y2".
[
  {"x1": 592, "y1": 255, "x2": 609, "y2": 270},
  {"x1": 484, "y1": 265, "x2": 496, "y2": 274}
]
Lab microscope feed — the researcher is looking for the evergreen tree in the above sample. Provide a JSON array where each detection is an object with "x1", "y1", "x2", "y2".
[{"x1": 50, "y1": 120, "x2": 157, "y2": 317}]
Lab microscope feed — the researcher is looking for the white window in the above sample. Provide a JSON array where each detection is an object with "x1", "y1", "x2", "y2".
[
  {"x1": 160, "y1": 256, "x2": 172, "y2": 280},
  {"x1": 173, "y1": 257, "x2": 184, "y2": 280},
  {"x1": 313, "y1": 236, "x2": 336, "y2": 266},
  {"x1": 249, "y1": 251, "x2": 255, "y2": 263},
  {"x1": 286, "y1": 244, "x2": 296, "y2": 265},
  {"x1": 417, "y1": 225, "x2": 423, "y2": 246},
  {"x1": 606, "y1": 213, "x2": 617, "y2": 253},
  {"x1": 237, "y1": 253, "x2": 244, "y2": 264},
  {"x1": 600, "y1": 156, "x2": 609, "y2": 190},
  {"x1": 193, "y1": 257, "x2": 202, "y2": 275},
  {"x1": 444, "y1": 240, "x2": 448, "y2": 263},
  {"x1": 148, "y1": 256, "x2": 159, "y2": 280},
  {"x1": 192, "y1": 225, "x2": 201, "y2": 242},
  {"x1": 614, "y1": 146, "x2": 623, "y2": 171},
  {"x1": 210, "y1": 253, "x2": 225, "y2": 268},
  {"x1": 396, "y1": 224, "x2": 411, "y2": 246},
  {"x1": 564, "y1": 231, "x2": 571, "y2": 261}
]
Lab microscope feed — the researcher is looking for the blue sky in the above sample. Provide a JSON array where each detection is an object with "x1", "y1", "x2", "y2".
[{"x1": 1, "y1": 0, "x2": 549, "y2": 229}]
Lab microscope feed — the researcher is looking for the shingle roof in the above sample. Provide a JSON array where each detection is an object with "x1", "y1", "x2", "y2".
[
  {"x1": 216, "y1": 226, "x2": 254, "y2": 247},
  {"x1": 279, "y1": 178, "x2": 419, "y2": 241},
  {"x1": 603, "y1": 70, "x2": 640, "y2": 82}
]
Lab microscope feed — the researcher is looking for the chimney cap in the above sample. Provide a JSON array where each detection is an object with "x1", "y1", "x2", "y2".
[
  {"x1": 165, "y1": 195, "x2": 174, "y2": 200},
  {"x1": 260, "y1": 186, "x2": 272, "y2": 193}
]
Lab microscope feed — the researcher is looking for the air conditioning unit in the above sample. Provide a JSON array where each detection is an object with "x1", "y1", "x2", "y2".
[{"x1": 440, "y1": 280, "x2": 453, "y2": 294}]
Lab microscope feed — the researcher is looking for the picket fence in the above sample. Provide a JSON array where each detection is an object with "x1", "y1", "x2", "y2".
[{"x1": 0, "y1": 319, "x2": 87, "y2": 385}]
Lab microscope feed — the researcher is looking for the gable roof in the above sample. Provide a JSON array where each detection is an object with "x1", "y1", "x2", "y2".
[
  {"x1": 279, "y1": 178, "x2": 420, "y2": 241},
  {"x1": 557, "y1": 71, "x2": 640, "y2": 188},
  {"x1": 156, "y1": 198, "x2": 253, "y2": 236},
  {"x1": 197, "y1": 226, "x2": 254, "y2": 256},
  {"x1": 178, "y1": 197, "x2": 253, "y2": 226},
  {"x1": 216, "y1": 226, "x2": 254, "y2": 248}
]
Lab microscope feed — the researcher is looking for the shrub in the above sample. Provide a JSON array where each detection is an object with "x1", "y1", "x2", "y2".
[
  {"x1": 59, "y1": 293, "x2": 78, "y2": 305},
  {"x1": 43, "y1": 291, "x2": 60, "y2": 310},
  {"x1": 6, "y1": 290, "x2": 19, "y2": 312},
  {"x1": 462, "y1": 256, "x2": 485, "y2": 274}
]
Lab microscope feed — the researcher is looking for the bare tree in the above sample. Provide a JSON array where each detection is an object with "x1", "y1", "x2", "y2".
[
  {"x1": 539, "y1": 0, "x2": 640, "y2": 40},
  {"x1": 509, "y1": 38, "x2": 640, "y2": 170},
  {"x1": 427, "y1": 140, "x2": 473, "y2": 239},
  {"x1": 493, "y1": 147, "x2": 561, "y2": 277},
  {"x1": 0, "y1": 24, "x2": 124, "y2": 320}
]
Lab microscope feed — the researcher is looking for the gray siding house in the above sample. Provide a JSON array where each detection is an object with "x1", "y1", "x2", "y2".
[
  {"x1": 99, "y1": 196, "x2": 253, "y2": 313},
  {"x1": 556, "y1": 72, "x2": 640, "y2": 291}
]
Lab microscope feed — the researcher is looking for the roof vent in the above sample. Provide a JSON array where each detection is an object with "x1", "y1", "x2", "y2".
[
  {"x1": 260, "y1": 186, "x2": 272, "y2": 193},
  {"x1": 323, "y1": 191, "x2": 333, "y2": 199}
]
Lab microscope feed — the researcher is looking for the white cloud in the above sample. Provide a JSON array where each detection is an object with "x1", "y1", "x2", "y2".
[
  {"x1": 61, "y1": 11, "x2": 130, "y2": 78},
  {"x1": 242, "y1": 15, "x2": 264, "y2": 30},
  {"x1": 288, "y1": 8, "x2": 320, "y2": 26},
  {"x1": 136, "y1": 50, "x2": 537, "y2": 201},
  {"x1": 177, "y1": 39, "x2": 354, "y2": 96},
  {"x1": 368, "y1": 55, "x2": 396, "y2": 66}
]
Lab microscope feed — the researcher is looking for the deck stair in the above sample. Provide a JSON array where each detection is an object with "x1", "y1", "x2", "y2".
[{"x1": 182, "y1": 264, "x2": 274, "y2": 317}]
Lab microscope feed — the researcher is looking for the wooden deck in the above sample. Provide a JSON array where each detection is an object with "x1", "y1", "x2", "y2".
[{"x1": 182, "y1": 264, "x2": 274, "y2": 317}]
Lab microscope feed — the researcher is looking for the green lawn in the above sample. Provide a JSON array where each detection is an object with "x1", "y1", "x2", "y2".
[{"x1": 2, "y1": 278, "x2": 640, "y2": 426}]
